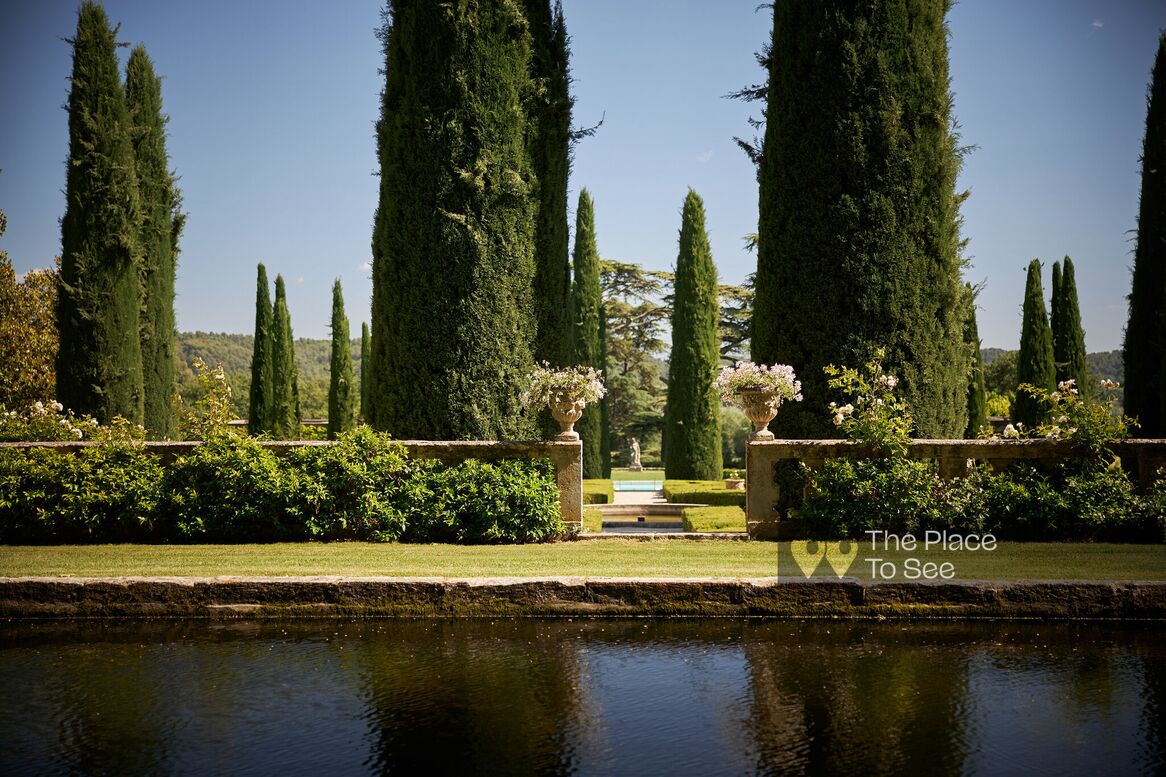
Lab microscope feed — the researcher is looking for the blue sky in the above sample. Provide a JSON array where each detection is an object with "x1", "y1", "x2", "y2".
[{"x1": 1, "y1": 1, "x2": 1163, "y2": 351}]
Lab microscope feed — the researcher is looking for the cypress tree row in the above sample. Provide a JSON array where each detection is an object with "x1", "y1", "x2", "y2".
[
  {"x1": 1013, "y1": 259, "x2": 1055, "y2": 428},
  {"x1": 370, "y1": 0, "x2": 538, "y2": 440},
  {"x1": 572, "y1": 189, "x2": 604, "y2": 477},
  {"x1": 1049, "y1": 259, "x2": 1063, "y2": 354},
  {"x1": 1052, "y1": 256, "x2": 1090, "y2": 390},
  {"x1": 360, "y1": 321, "x2": 371, "y2": 423},
  {"x1": 328, "y1": 280, "x2": 355, "y2": 439},
  {"x1": 1124, "y1": 32, "x2": 1166, "y2": 436},
  {"x1": 963, "y1": 285, "x2": 987, "y2": 437},
  {"x1": 751, "y1": 0, "x2": 968, "y2": 438},
  {"x1": 57, "y1": 1, "x2": 145, "y2": 424},
  {"x1": 599, "y1": 303, "x2": 611, "y2": 477},
  {"x1": 125, "y1": 45, "x2": 183, "y2": 438},
  {"x1": 527, "y1": 0, "x2": 573, "y2": 369},
  {"x1": 664, "y1": 190, "x2": 722, "y2": 480},
  {"x1": 270, "y1": 275, "x2": 300, "y2": 440},
  {"x1": 248, "y1": 264, "x2": 274, "y2": 435}
]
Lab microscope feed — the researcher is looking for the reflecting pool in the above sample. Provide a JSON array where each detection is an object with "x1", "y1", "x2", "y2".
[{"x1": 1, "y1": 619, "x2": 1163, "y2": 775}]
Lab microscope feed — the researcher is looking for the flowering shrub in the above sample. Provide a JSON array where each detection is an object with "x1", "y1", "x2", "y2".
[
  {"x1": 176, "y1": 358, "x2": 233, "y2": 441},
  {"x1": 714, "y1": 361, "x2": 802, "y2": 404},
  {"x1": 0, "y1": 400, "x2": 98, "y2": 442},
  {"x1": 823, "y1": 349, "x2": 912, "y2": 456},
  {"x1": 522, "y1": 363, "x2": 606, "y2": 407},
  {"x1": 1015, "y1": 379, "x2": 1135, "y2": 462}
]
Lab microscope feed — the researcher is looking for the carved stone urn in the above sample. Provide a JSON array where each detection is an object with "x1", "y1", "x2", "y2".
[
  {"x1": 738, "y1": 388, "x2": 781, "y2": 441},
  {"x1": 550, "y1": 396, "x2": 586, "y2": 440}
]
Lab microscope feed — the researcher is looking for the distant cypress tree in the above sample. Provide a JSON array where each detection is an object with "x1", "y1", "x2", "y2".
[
  {"x1": 271, "y1": 275, "x2": 300, "y2": 439},
  {"x1": 599, "y1": 303, "x2": 612, "y2": 477},
  {"x1": 572, "y1": 189, "x2": 604, "y2": 477},
  {"x1": 1053, "y1": 256, "x2": 1090, "y2": 391},
  {"x1": 664, "y1": 190, "x2": 722, "y2": 480},
  {"x1": 963, "y1": 285, "x2": 987, "y2": 437},
  {"x1": 328, "y1": 280, "x2": 355, "y2": 439},
  {"x1": 1124, "y1": 32, "x2": 1166, "y2": 436},
  {"x1": 56, "y1": 1, "x2": 144, "y2": 424},
  {"x1": 125, "y1": 45, "x2": 183, "y2": 438},
  {"x1": 360, "y1": 321, "x2": 370, "y2": 423},
  {"x1": 1013, "y1": 259, "x2": 1055, "y2": 428},
  {"x1": 752, "y1": 0, "x2": 967, "y2": 438},
  {"x1": 248, "y1": 264, "x2": 274, "y2": 435},
  {"x1": 370, "y1": 0, "x2": 538, "y2": 440}
]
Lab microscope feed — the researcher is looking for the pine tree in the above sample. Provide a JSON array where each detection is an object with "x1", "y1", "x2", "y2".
[
  {"x1": 56, "y1": 1, "x2": 144, "y2": 424},
  {"x1": 572, "y1": 189, "x2": 604, "y2": 477},
  {"x1": 248, "y1": 264, "x2": 274, "y2": 435},
  {"x1": 751, "y1": 0, "x2": 967, "y2": 438},
  {"x1": 963, "y1": 285, "x2": 987, "y2": 437},
  {"x1": 328, "y1": 280, "x2": 355, "y2": 439},
  {"x1": 125, "y1": 45, "x2": 183, "y2": 439},
  {"x1": 370, "y1": 0, "x2": 538, "y2": 440},
  {"x1": 360, "y1": 321, "x2": 370, "y2": 423},
  {"x1": 1013, "y1": 259, "x2": 1055, "y2": 428},
  {"x1": 271, "y1": 275, "x2": 300, "y2": 439},
  {"x1": 599, "y1": 303, "x2": 612, "y2": 477},
  {"x1": 664, "y1": 190, "x2": 722, "y2": 480},
  {"x1": 1124, "y1": 32, "x2": 1166, "y2": 436},
  {"x1": 1053, "y1": 256, "x2": 1090, "y2": 391}
]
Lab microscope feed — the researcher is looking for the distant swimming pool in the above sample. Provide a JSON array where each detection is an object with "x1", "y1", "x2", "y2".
[{"x1": 612, "y1": 481, "x2": 663, "y2": 492}]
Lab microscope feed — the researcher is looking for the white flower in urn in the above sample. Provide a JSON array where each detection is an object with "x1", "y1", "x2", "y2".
[
  {"x1": 714, "y1": 361, "x2": 802, "y2": 440},
  {"x1": 524, "y1": 363, "x2": 606, "y2": 440}
]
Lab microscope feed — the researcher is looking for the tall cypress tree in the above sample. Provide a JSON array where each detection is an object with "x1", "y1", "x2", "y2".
[
  {"x1": 125, "y1": 46, "x2": 183, "y2": 439},
  {"x1": 370, "y1": 0, "x2": 538, "y2": 440},
  {"x1": 248, "y1": 264, "x2": 274, "y2": 435},
  {"x1": 664, "y1": 190, "x2": 722, "y2": 480},
  {"x1": 599, "y1": 303, "x2": 612, "y2": 477},
  {"x1": 360, "y1": 321, "x2": 371, "y2": 423},
  {"x1": 57, "y1": 1, "x2": 144, "y2": 424},
  {"x1": 752, "y1": 0, "x2": 967, "y2": 438},
  {"x1": 572, "y1": 189, "x2": 604, "y2": 477},
  {"x1": 1124, "y1": 32, "x2": 1166, "y2": 436},
  {"x1": 1013, "y1": 259, "x2": 1055, "y2": 428},
  {"x1": 1053, "y1": 256, "x2": 1090, "y2": 390},
  {"x1": 271, "y1": 275, "x2": 300, "y2": 439},
  {"x1": 328, "y1": 280, "x2": 355, "y2": 439},
  {"x1": 963, "y1": 285, "x2": 987, "y2": 437}
]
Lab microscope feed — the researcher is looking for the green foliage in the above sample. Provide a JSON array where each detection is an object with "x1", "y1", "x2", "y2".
[
  {"x1": 964, "y1": 287, "x2": 988, "y2": 437},
  {"x1": 664, "y1": 190, "x2": 722, "y2": 480},
  {"x1": 175, "y1": 357, "x2": 234, "y2": 441},
  {"x1": 720, "y1": 405, "x2": 751, "y2": 468},
  {"x1": 582, "y1": 479, "x2": 614, "y2": 504},
  {"x1": 599, "y1": 305, "x2": 612, "y2": 476},
  {"x1": 57, "y1": 1, "x2": 145, "y2": 425},
  {"x1": 982, "y1": 349, "x2": 1018, "y2": 396},
  {"x1": 1051, "y1": 257, "x2": 1091, "y2": 391},
  {"x1": 824, "y1": 349, "x2": 913, "y2": 457},
  {"x1": 327, "y1": 280, "x2": 355, "y2": 439},
  {"x1": 1014, "y1": 259, "x2": 1055, "y2": 428},
  {"x1": 248, "y1": 265, "x2": 274, "y2": 433},
  {"x1": 573, "y1": 189, "x2": 605, "y2": 475},
  {"x1": 1016, "y1": 379, "x2": 1134, "y2": 463},
  {"x1": 799, "y1": 458, "x2": 944, "y2": 538},
  {"x1": 1123, "y1": 32, "x2": 1166, "y2": 437},
  {"x1": 663, "y1": 480, "x2": 745, "y2": 507},
  {"x1": 360, "y1": 321, "x2": 370, "y2": 422},
  {"x1": 125, "y1": 46, "x2": 183, "y2": 439},
  {"x1": 0, "y1": 210, "x2": 58, "y2": 408},
  {"x1": 752, "y1": 0, "x2": 968, "y2": 439},
  {"x1": 270, "y1": 275, "x2": 300, "y2": 439},
  {"x1": 681, "y1": 505, "x2": 745, "y2": 533},
  {"x1": 985, "y1": 392, "x2": 1011, "y2": 418},
  {"x1": 371, "y1": 0, "x2": 538, "y2": 441}
]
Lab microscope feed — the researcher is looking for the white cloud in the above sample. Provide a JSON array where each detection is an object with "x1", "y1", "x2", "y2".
[
  {"x1": 1091, "y1": 19, "x2": 1103, "y2": 29},
  {"x1": 358, "y1": 261, "x2": 372, "y2": 272},
  {"x1": 296, "y1": 276, "x2": 305, "y2": 284},
  {"x1": 696, "y1": 150, "x2": 714, "y2": 163}
]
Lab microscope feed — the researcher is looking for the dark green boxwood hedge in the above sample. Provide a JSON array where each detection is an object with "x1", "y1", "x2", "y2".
[{"x1": 0, "y1": 428, "x2": 564, "y2": 544}]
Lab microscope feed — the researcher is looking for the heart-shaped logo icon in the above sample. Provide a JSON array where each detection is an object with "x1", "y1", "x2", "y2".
[
  {"x1": 789, "y1": 540, "x2": 826, "y2": 577},
  {"x1": 825, "y1": 541, "x2": 858, "y2": 577}
]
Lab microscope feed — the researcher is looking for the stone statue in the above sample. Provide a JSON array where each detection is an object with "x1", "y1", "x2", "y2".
[{"x1": 629, "y1": 437, "x2": 642, "y2": 470}]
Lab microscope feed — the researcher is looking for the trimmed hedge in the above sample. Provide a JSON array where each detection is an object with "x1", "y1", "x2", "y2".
[
  {"x1": 583, "y1": 479, "x2": 614, "y2": 505},
  {"x1": 663, "y1": 480, "x2": 746, "y2": 507},
  {"x1": 0, "y1": 428, "x2": 564, "y2": 544},
  {"x1": 681, "y1": 506, "x2": 745, "y2": 533}
]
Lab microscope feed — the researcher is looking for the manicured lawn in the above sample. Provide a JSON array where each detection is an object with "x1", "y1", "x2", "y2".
[
  {"x1": 610, "y1": 468, "x2": 665, "y2": 481},
  {"x1": 681, "y1": 506, "x2": 747, "y2": 533},
  {"x1": 0, "y1": 542, "x2": 1163, "y2": 580}
]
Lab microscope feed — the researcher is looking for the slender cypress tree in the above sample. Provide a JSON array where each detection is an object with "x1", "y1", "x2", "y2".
[
  {"x1": 370, "y1": 0, "x2": 538, "y2": 440},
  {"x1": 752, "y1": 0, "x2": 967, "y2": 438},
  {"x1": 527, "y1": 0, "x2": 572, "y2": 369},
  {"x1": 125, "y1": 46, "x2": 183, "y2": 439},
  {"x1": 1053, "y1": 256, "x2": 1090, "y2": 390},
  {"x1": 57, "y1": 2, "x2": 144, "y2": 424},
  {"x1": 665, "y1": 190, "x2": 722, "y2": 480},
  {"x1": 963, "y1": 285, "x2": 987, "y2": 437},
  {"x1": 328, "y1": 280, "x2": 356, "y2": 439},
  {"x1": 248, "y1": 264, "x2": 274, "y2": 434},
  {"x1": 1013, "y1": 259, "x2": 1055, "y2": 428},
  {"x1": 271, "y1": 275, "x2": 300, "y2": 439},
  {"x1": 572, "y1": 189, "x2": 604, "y2": 477},
  {"x1": 360, "y1": 321, "x2": 371, "y2": 423},
  {"x1": 1124, "y1": 32, "x2": 1166, "y2": 436},
  {"x1": 599, "y1": 303, "x2": 612, "y2": 477}
]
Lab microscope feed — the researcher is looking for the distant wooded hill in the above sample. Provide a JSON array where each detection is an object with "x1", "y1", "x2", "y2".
[{"x1": 982, "y1": 347, "x2": 1122, "y2": 384}]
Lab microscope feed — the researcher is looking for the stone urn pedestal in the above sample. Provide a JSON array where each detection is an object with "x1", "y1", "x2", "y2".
[
  {"x1": 738, "y1": 388, "x2": 781, "y2": 441},
  {"x1": 550, "y1": 396, "x2": 586, "y2": 441}
]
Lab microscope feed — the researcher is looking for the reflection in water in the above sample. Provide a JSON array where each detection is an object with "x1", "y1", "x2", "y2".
[{"x1": 0, "y1": 620, "x2": 1162, "y2": 775}]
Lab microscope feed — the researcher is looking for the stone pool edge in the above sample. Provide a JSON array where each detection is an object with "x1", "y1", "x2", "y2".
[{"x1": 1, "y1": 577, "x2": 1164, "y2": 620}]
